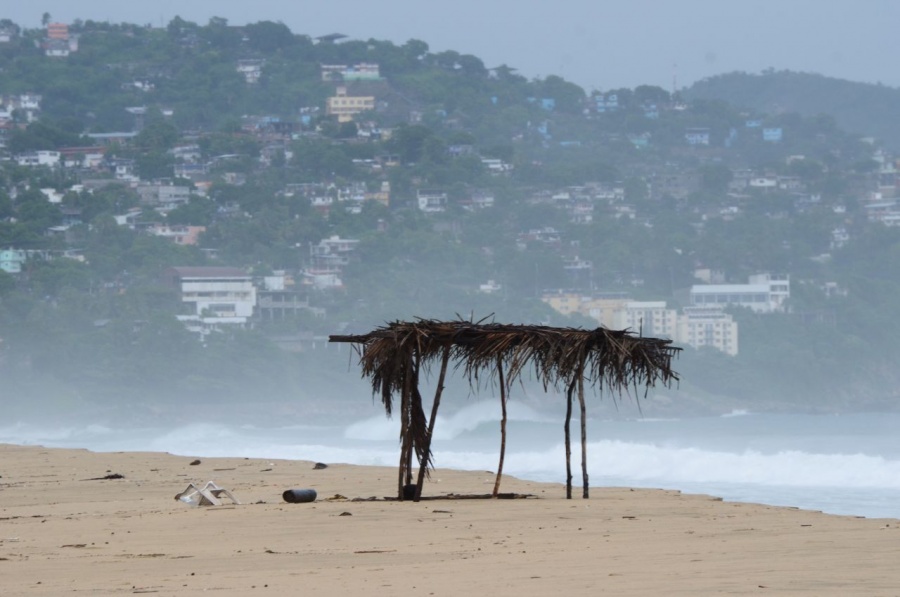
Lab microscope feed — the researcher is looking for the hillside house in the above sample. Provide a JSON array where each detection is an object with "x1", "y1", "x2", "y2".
[
  {"x1": 44, "y1": 38, "x2": 70, "y2": 57},
  {"x1": 763, "y1": 128, "x2": 783, "y2": 143},
  {"x1": 0, "y1": 248, "x2": 26, "y2": 274},
  {"x1": 164, "y1": 267, "x2": 256, "y2": 335},
  {"x1": 313, "y1": 235, "x2": 360, "y2": 267},
  {"x1": 0, "y1": 25, "x2": 17, "y2": 43},
  {"x1": 137, "y1": 184, "x2": 190, "y2": 208},
  {"x1": 147, "y1": 225, "x2": 205, "y2": 246},
  {"x1": 15, "y1": 151, "x2": 60, "y2": 168},
  {"x1": 321, "y1": 63, "x2": 381, "y2": 81},
  {"x1": 46, "y1": 23, "x2": 68, "y2": 40},
  {"x1": 417, "y1": 189, "x2": 448, "y2": 213},
  {"x1": 59, "y1": 146, "x2": 107, "y2": 169},
  {"x1": 685, "y1": 128, "x2": 711, "y2": 146},
  {"x1": 517, "y1": 227, "x2": 562, "y2": 250},
  {"x1": 0, "y1": 93, "x2": 42, "y2": 123},
  {"x1": 459, "y1": 189, "x2": 494, "y2": 211},
  {"x1": 236, "y1": 59, "x2": 265, "y2": 84},
  {"x1": 87, "y1": 132, "x2": 138, "y2": 146},
  {"x1": 594, "y1": 93, "x2": 619, "y2": 113},
  {"x1": 481, "y1": 158, "x2": 513, "y2": 173}
]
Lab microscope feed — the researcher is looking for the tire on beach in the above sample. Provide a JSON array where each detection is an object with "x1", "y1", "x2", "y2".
[{"x1": 282, "y1": 488, "x2": 317, "y2": 503}]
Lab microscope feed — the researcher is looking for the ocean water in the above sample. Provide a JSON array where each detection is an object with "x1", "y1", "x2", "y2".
[{"x1": 3, "y1": 404, "x2": 900, "y2": 519}]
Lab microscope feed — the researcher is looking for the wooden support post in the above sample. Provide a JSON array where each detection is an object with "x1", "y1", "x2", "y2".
[
  {"x1": 492, "y1": 356, "x2": 508, "y2": 498},
  {"x1": 564, "y1": 380, "x2": 574, "y2": 499},
  {"x1": 397, "y1": 357, "x2": 413, "y2": 500},
  {"x1": 578, "y1": 372, "x2": 589, "y2": 499}
]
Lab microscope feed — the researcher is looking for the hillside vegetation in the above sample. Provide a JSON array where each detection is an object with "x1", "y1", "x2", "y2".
[
  {"x1": 2, "y1": 18, "x2": 900, "y2": 418},
  {"x1": 686, "y1": 70, "x2": 900, "y2": 150}
]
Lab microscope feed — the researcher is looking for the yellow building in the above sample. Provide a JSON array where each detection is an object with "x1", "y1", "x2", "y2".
[
  {"x1": 326, "y1": 86, "x2": 375, "y2": 123},
  {"x1": 540, "y1": 292, "x2": 629, "y2": 327},
  {"x1": 541, "y1": 292, "x2": 584, "y2": 317}
]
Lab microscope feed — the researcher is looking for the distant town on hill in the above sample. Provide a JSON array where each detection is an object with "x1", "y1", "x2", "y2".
[{"x1": 2, "y1": 16, "x2": 900, "y2": 420}]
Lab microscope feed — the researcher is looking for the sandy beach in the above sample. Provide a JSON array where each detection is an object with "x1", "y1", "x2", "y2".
[{"x1": 2, "y1": 443, "x2": 899, "y2": 596}]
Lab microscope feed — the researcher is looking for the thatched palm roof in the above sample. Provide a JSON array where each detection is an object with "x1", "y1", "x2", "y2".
[{"x1": 330, "y1": 318, "x2": 681, "y2": 499}]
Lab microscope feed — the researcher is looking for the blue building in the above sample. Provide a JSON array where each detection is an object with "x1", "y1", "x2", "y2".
[{"x1": 763, "y1": 127, "x2": 783, "y2": 143}]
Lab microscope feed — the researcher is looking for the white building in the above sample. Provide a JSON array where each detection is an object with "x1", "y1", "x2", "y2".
[
  {"x1": 417, "y1": 189, "x2": 448, "y2": 213},
  {"x1": 481, "y1": 158, "x2": 513, "y2": 173},
  {"x1": 15, "y1": 150, "x2": 60, "y2": 168},
  {"x1": 137, "y1": 184, "x2": 191, "y2": 208},
  {"x1": 236, "y1": 59, "x2": 265, "y2": 84},
  {"x1": 479, "y1": 280, "x2": 502, "y2": 294},
  {"x1": 165, "y1": 267, "x2": 256, "y2": 331},
  {"x1": 313, "y1": 235, "x2": 360, "y2": 265},
  {"x1": 613, "y1": 301, "x2": 679, "y2": 338},
  {"x1": 689, "y1": 273, "x2": 790, "y2": 313},
  {"x1": 749, "y1": 177, "x2": 778, "y2": 189},
  {"x1": 676, "y1": 306, "x2": 739, "y2": 356},
  {"x1": 300, "y1": 267, "x2": 343, "y2": 290},
  {"x1": 147, "y1": 225, "x2": 205, "y2": 246}
]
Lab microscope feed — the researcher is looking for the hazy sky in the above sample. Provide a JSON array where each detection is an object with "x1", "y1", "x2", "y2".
[{"x1": 5, "y1": 1, "x2": 899, "y2": 92}]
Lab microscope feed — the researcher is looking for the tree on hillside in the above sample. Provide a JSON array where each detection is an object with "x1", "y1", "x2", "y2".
[
  {"x1": 387, "y1": 124, "x2": 435, "y2": 163},
  {"x1": 244, "y1": 21, "x2": 295, "y2": 53},
  {"x1": 537, "y1": 75, "x2": 586, "y2": 114}
]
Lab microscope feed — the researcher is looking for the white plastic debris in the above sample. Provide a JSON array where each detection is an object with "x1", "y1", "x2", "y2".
[{"x1": 174, "y1": 481, "x2": 240, "y2": 506}]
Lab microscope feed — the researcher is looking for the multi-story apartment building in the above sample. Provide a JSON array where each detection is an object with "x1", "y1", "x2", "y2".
[
  {"x1": 676, "y1": 306, "x2": 739, "y2": 356},
  {"x1": 613, "y1": 301, "x2": 679, "y2": 338},
  {"x1": 164, "y1": 267, "x2": 256, "y2": 337},
  {"x1": 326, "y1": 87, "x2": 375, "y2": 123}
]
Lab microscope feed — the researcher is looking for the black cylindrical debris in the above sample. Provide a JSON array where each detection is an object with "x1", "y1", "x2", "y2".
[{"x1": 283, "y1": 488, "x2": 317, "y2": 503}]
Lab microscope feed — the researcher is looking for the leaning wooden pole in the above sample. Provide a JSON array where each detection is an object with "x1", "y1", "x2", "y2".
[
  {"x1": 578, "y1": 371, "x2": 589, "y2": 499},
  {"x1": 492, "y1": 356, "x2": 508, "y2": 498},
  {"x1": 564, "y1": 380, "x2": 575, "y2": 499},
  {"x1": 414, "y1": 344, "x2": 451, "y2": 501}
]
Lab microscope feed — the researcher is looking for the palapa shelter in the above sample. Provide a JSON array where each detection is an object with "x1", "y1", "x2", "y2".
[{"x1": 330, "y1": 319, "x2": 681, "y2": 501}]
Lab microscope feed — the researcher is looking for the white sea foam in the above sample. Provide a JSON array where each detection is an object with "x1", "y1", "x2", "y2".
[{"x1": 4, "y1": 412, "x2": 900, "y2": 518}]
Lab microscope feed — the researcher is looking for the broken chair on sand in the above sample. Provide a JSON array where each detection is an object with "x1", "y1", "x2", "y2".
[{"x1": 174, "y1": 481, "x2": 241, "y2": 506}]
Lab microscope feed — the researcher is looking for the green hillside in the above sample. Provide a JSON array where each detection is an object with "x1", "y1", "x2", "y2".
[
  {"x1": 686, "y1": 70, "x2": 900, "y2": 150},
  {"x1": 2, "y1": 18, "x2": 900, "y2": 417}
]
